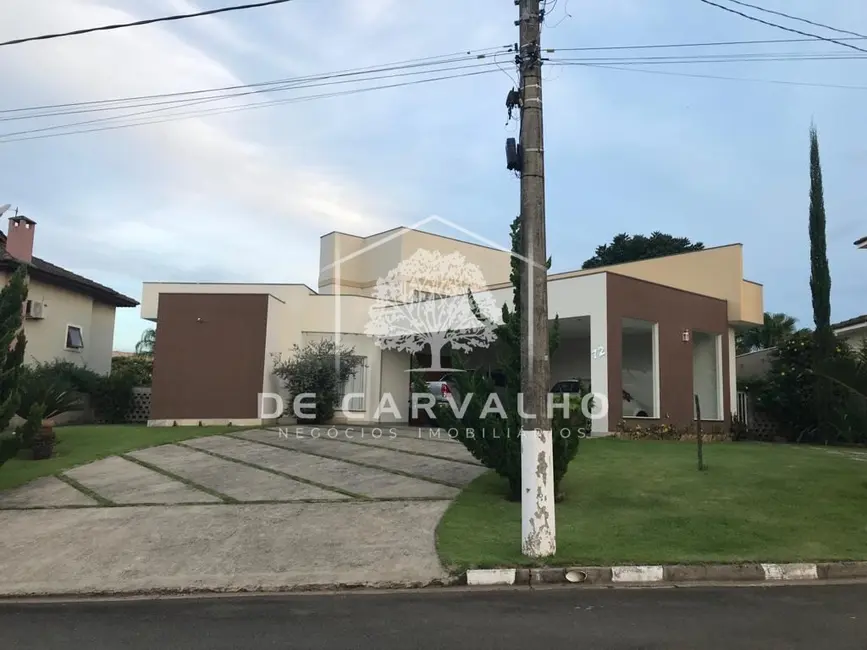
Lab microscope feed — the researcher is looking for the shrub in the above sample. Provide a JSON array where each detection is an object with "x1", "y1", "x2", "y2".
[
  {"x1": 18, "y1": 403, "x2": 45, "y2": 451},
  {"x1": 90, "y1": 370, "x2": 138, "y2": 424},
  {"x1": 272, "y1": 340, "x2": 364, "y2": 424},
  {"x1": 615, "y1": 419, "x2": 729, "y2": 441},
  {"x1": 110, "y1": 355, "x2": 153, "y2": 386},
  {"x1": 21, "y1": 359, "x2": 139, "y2": 424},
  {"x1": 17, "y1": 363, "x2": 84, "y2": 420},
  {"x1": 746, "y1": 330, "x2": 867, "y2": 444}
]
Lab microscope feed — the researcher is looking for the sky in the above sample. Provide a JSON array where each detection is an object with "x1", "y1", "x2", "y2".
[{"x1": 0, "y1": 0, "x2": 865, "y2": 351}]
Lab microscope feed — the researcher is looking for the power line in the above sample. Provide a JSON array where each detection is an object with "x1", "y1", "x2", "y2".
[
  {"x1": 549, "y1": 53, "x2": 867, "y2": 66},
  {"x1": 0, "y1": 69, "x2": 499, "y2": 143},
  {"x1": 0, "y1": 45, "x2": 513, "y2": 118},
  {"x1": 550, "y1": 35, "x2": 867, "y2": 53},
  {"x1": 549, "y1": 59, "x2": 867, "y2": 91},
  {"x1": 0, "y1": 60, "x2": 503, "y2": 138},
  {"x1": 4, "y1": 36, "x2": 864, "y2": 120},
  {"x1": 697, "y1": 0, "x2": 867, "y2": 54},
  {"x1": 0, "y1": 0, "x2": 296, "y2": 48},
  {"x1": 722, "y1": 0, "x2": 867, "y2": 39},
  {"x1": 1, "y1": 52, "x2": 510, "y2": 122}
]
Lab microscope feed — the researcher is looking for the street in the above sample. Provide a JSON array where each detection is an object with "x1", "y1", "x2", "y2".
[{"x1": 2, "y1": 584, "x2": 866, "y2": 649}]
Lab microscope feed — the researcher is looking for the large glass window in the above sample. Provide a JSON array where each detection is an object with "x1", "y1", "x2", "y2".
[
  {"x1": 692, "y1": 331, "x2": 722, "y2": 420},
  {"x1": 621, "y1": 318, "x2": 658, "y2": 418},
  {"x1": 340, "y1": 358, "x2": 367, "y2": 411}
]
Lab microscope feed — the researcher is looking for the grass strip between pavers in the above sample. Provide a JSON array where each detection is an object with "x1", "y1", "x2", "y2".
[
  {"x1": 0, "y1": 425, "x2": 254, "y2": 493},
  {"x1": 227, "y1": 433, "x2": 464, "y2": 489},
  {"x1": 281, "y1": 428, "x2": 484, "y2": 468},
  {"x1": 176, "y1": 441, "x2": 367, "y2": 500},
  {"x1": 54, "y1": 473, "x2": 115, "y2": 507},
  {"x1": 120, "y1": 454, "x2": 238, "y2": 504}
]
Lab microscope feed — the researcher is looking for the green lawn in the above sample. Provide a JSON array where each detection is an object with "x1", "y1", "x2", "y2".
[
  {"x1": 437, "y1": 439, "x2": 867, "y2": 570},
  {"x1": 0, "y1": 424, "x2": 248, "y2": 492}
]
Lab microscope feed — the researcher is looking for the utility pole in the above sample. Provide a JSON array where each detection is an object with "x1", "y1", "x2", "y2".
[{"x1": 517, "y1": 0, "x2": 555, "y2": 558}]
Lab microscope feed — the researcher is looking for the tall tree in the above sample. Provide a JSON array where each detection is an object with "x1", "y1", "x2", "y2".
[
  {"x1": 736, "y1": 312, "x2": 798, "y2": 354},
  {"x1": 581, "y1": 232, "x2": 704, "y2": 269},
  {"x1": 135, "y1": 328, "x2": 156, "y2": 356},
  {"x1": 809, "y1": 123, "x2": 834, "y2": 443},
  {"x1": 0, "y1": 266, "x2": 29, "y2": 468}
]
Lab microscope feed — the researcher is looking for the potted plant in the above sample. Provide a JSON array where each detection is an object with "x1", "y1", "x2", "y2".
[
  {"x1": 30, "y1": 418, "x2": 56, "y2": 461},
  {"x1": 18, "y1": 403, "x2": 56, "y2": 461}
]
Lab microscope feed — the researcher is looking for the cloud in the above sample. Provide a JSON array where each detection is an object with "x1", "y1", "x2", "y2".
[{"x1": 0, "y1": 0, "x2": 391, "y2": 273}]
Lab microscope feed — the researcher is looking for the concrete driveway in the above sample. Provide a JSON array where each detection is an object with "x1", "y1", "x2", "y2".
[{"x1": 0, "y1": 427, "x2": 486, "y2": 597}]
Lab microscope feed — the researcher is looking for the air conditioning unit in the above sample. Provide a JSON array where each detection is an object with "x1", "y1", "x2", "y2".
[{"x1": 26, "y1": 300, "x2": 47, "y2": 320}]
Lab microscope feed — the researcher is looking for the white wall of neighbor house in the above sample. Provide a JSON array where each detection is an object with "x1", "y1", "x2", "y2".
[
  {"x1": 22, "y1": 278, "x2": 115, "y2": 374},
  {"x1": 836, "y1": 325, "x2": 867, "y2": 350}
]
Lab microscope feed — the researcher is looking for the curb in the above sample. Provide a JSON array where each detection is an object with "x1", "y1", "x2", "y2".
[{"x1": 465, "y1": 562, "x2": 867, "y2": 587}]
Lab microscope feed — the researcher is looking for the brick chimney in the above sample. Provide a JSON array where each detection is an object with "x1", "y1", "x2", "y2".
[{"x1": 6, "y1": 215, "x2": 36, "y2": 263}]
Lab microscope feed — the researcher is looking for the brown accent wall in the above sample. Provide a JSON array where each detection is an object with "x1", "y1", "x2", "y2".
[
  {"x1": 606, "y1": 273, "x2": 731, "y2": 431},
  {"x1": 150, "y1": 293, "x2": 269, "y2": 421}
]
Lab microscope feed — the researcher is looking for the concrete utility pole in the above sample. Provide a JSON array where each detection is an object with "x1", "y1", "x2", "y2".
[{"x1": 517, "y1": 0, "x2": 555, "y2": 558}]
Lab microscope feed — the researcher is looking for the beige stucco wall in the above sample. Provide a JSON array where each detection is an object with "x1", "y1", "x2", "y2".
[
  {"x1": 88, "y1": 302, "x2": 116, "y2": 375},
  {"x1": 489, "y1": 244, "x2": 763, "y2": 327},
  {"x1": 318, "y1": 228, "x2": 512, "y2": 297},
  {"x1": 13, "y1": 276, "x2": 116, "y2": 375}
]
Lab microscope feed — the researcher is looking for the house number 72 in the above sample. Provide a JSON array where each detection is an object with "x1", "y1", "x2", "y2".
[{"x1": 591, "y1": 346, "x2": 606, "y2": 359}]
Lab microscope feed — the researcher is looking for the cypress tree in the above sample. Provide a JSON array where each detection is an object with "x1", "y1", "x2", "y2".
[
  {"x1": 809, "y1": 124, "x2": 834, "y2": 443},
  {"x1": 436, "y1": 216, "x2": 582, "y2": 501},
  {"x1": 0, "y1": 265, "x2": 29, "y2": 467}
]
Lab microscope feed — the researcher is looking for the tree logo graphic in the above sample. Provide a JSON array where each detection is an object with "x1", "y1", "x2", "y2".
[{"x1": 364, "y1": 249, "x2": 499, "y2": 371}]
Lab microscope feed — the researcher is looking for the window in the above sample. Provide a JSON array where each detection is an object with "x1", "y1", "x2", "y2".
[
  {"x1": 621, "y1": 318, "x2": 659, "y2": 418},
  {"x1": 692, "y1": 331, "x2": 723, "y2": 420},
  {"x1": 65, "y1": 325, "x2": 84, "y2": 351},
  {"x1": 340, "y1": 358, "x2": 367, "y2": 411},
  {"x1": 412, "y1": 289, "x2": 447, "y2": 303}
]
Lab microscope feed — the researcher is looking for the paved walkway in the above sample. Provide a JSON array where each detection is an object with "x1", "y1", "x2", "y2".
[{"x1": 0, "y1": 427, "x2": 486, "y2": 596}]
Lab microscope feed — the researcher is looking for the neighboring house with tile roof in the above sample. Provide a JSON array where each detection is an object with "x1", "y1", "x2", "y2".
[{"x1": 0, "y1": 214, "x2": 138, "y2": 375}]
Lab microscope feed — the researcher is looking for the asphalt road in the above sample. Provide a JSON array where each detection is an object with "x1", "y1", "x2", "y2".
[{"x1": 2, "y1": 584, "x2": 866, "y2": 649}]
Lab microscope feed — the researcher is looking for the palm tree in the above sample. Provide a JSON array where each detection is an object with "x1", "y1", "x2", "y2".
[
  {"x1": 736, "y1": 312, "x2": 798, "y2": 354},
  {"x1": 135, "y1": 328, "x2": 156, "y2": 356}
]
